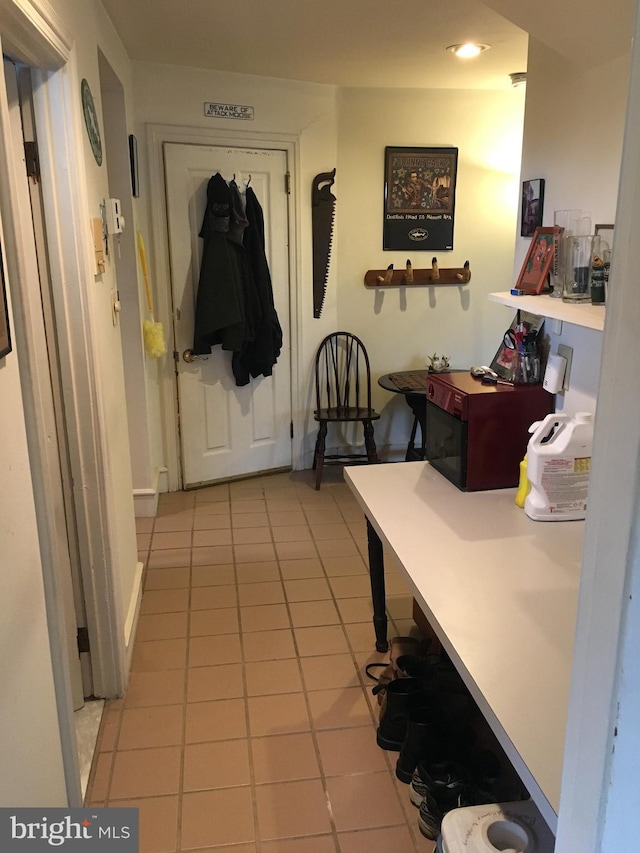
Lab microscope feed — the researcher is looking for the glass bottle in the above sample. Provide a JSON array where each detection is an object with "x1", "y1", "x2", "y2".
[
  {"x1": 551, "y1": 210, "x2": 581, "y2": 298},
  {"x1": 552, "y1": 210, "x2": 591, "y2": 298},
  {"x1": 563, "y1": 234, "x2": 599, "y2": 303},
  {"x1": 591, "y1": 238, "x2": 607, "y2": 305}
]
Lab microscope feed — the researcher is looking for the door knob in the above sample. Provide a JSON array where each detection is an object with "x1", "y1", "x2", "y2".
[{"x1": 182, "y1": 349, "x2": 208, "y2": 363}]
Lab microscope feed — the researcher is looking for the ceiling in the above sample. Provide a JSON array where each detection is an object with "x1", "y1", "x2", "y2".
[{"x1": 100, "y1": 0, "x2": 635, "y2": 91}]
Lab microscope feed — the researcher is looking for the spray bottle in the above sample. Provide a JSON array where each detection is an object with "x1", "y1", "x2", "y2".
[{"x1": 524, "y1": 412, "x2": 594, "y2": 521}]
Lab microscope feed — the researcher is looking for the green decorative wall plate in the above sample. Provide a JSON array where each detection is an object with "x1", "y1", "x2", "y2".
[{"x1": 81, "y1": 78, "x2": 102, "y2": 166}]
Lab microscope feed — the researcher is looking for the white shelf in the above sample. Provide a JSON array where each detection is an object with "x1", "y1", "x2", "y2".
[{"x1": 489, "y1": 291, "x2": 605, "y2": 331}]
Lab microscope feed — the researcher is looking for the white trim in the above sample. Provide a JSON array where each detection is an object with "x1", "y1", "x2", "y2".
[
  {"x1": 145, "y1": 123, "x2": 302, "y2": 489},
  {"x1": 0, "y1": 0, "x2": 71, "y2": 68},
  {"x1": 555, "y1": 4, "x2": 640, "y2": 850},
  {"x1": 133, "y1": 489, "x2": 158, "y2": 517},
  {"x1": 0, "y1": 46, "x2": 81, "y2": 809},
  {"x1": 32, "y1": 60, "x2": 126, "y2": 700},
  {"x1": 133, "y1": 465, "x2": 162, "y2": 517},
  {"x1": 123, "y1": 561, "x2": 144, "y2": 656}
]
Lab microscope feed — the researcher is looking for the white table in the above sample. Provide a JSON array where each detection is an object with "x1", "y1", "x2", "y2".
[{"x1": 344, "y1": 461, "x2": 584, "y2": 832}]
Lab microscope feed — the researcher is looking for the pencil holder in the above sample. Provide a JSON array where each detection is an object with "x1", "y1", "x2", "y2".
[{"x1": 512, "y1": 351, "x2": 541, "y2": 385}]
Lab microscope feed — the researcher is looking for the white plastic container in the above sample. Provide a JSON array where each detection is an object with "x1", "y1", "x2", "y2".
[
  {"x1": 524, "y1": 411, "x2": 594, "y2": 521},
  {"x1": 439, "y1": 800, "x2": 555, "y2": 852}
]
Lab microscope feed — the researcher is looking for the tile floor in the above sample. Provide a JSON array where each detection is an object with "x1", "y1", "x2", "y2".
[{"x1": 85, "y1": 469, "x2": 437, "y2": 852}]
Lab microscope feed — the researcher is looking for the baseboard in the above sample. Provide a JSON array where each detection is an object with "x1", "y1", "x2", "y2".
[
  {"x1": 123, "y1": 560, "x2": 144, "y2": 672},
  {"x1": 133, "y1": 466, "x2": 166, "y2": 517}
]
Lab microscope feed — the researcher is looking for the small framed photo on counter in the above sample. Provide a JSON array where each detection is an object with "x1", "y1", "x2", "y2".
[{"x1": 515, "y1": 226, "x2": 556, "y2": 295}]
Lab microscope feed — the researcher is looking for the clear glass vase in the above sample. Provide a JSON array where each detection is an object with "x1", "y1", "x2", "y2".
[{"x1": 552, "y1": 210, "x2": 592, "y2": 298}]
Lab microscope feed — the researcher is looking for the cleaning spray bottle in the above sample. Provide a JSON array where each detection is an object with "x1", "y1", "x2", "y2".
[{"x1": 524, "y1": 412, "x2": 594, "y2": 521}]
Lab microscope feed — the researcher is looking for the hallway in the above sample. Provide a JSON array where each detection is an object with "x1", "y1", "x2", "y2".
[{"x1": 85, "y1": 470, "x2": 434, "y2": 852}]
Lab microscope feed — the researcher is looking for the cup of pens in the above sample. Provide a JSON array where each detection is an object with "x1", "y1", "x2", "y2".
[
  {"x1": 512, "y1": 350, "x2": 540, "y2": 384},
  {"x1": 504, "y1": 321, "x2": 541, "y2": 384}
]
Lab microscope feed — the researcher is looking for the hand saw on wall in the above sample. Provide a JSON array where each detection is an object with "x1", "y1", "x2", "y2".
[{"x1": 312, "y1": 169, "x2": 336, "y2": 318}]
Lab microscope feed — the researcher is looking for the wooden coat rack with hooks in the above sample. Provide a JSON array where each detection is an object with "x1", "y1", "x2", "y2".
[{"x1": 364, "y1": 257, "x2": 471, "y2": 288}]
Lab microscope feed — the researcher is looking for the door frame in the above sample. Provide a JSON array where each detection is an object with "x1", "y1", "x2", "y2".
[
  {"x1": 0, "y1": 0, "x2": 128, "y2": 803},
  {"x1": 146, "y1": 123, "x2": 302, "y2": 491},
  {"x1": 5, "y1": 57, "x2": 88, "y2": 710}
]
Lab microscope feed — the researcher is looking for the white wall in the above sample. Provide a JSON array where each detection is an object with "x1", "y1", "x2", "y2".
[
  {"x1": 0, "y1": 0, "x2": 142, "y2": 805},
  {"x1": 82, "y1": 2, "x2": 140, "y2": 657},
  {"x1": 336, "y1": 85, "x2": 525, "y2": 457},
  {"x1": 512, "y1": 28, "x2": 636, "y2": 852},
  {"x1": 512, "y1": 41, "x2": 630, "y2": 414},
  {"x1": 0, "y1": 261, "x2": 67, "y2": 806}
]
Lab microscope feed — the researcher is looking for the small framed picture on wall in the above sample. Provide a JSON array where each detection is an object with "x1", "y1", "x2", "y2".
[
  {"x1": 129, "y1": 134, "x2": 139, "y2": 197},
  {"x1": 521, "y1": 178, "x2": 545, "y2": 237}
]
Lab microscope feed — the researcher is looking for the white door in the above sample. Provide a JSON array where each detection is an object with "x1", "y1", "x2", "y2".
[{"x1": 164, "y1": 143, "x2": 292, "y2": 487}]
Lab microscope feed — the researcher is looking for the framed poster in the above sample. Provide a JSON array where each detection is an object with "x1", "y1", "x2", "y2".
[
  {"x1": 0, "y1": 244, "x2": 12, "y2": 359},
  {"x1": 521, "y1": 178, "x2": 545, "y2": 237},
  {"x1": 383, "y1": 146, "x2": 458, "y2": 251}
]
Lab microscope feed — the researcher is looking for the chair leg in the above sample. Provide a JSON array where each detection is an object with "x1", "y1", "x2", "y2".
[
  {"x1": 363, "y1": 420, "x2": 379, "y2": 464},
  {"x1": 315, "y1": 421, "x2": 328, "y2": 490}
]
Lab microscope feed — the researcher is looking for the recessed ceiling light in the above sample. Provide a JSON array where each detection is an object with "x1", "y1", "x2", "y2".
[{"x1": 447, "y1": 43, "x2": 490, "y2": 59}]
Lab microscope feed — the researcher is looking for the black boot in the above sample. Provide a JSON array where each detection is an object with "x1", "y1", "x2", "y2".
[
  {"x1": 395, "y1": 653, "x2": 439, "y2": 682},
  {"x1": 376, "y1": 677, "x2": 425, "y2": 751},
  {"x1": 395, "y1": 704, "x2": 441, "y2": 783}
]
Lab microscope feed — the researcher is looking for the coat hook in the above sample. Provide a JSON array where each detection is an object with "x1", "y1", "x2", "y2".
[
  {"x1": 246, "y1": 174, "x2": 252, "y2": 187},
  {"x1": 405, "y1": 259, "x2": 413, "y2": 284}
]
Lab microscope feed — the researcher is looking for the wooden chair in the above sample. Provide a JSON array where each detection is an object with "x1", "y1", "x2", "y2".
[{"x1": 313, "y1": 331, "x2": 380, "y2": 490}]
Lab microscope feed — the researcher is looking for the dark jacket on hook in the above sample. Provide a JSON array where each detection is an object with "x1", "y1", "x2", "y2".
[
  {"x1": 193, "y1": 174, "x2": 281, "y2": 387},
  {"x1": 192, "y1": 173, "x2": 258, "y2": 357},
  {"x1": 232, "y1": 186, "x2": 283, "y2": 385}
]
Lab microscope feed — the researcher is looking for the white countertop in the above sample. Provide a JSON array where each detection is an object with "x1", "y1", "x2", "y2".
[{"x1": 344, "y1": 461, "x2": 584, "y2": 831}]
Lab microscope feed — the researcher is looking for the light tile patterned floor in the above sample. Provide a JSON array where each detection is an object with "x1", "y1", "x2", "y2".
[{"x1": 85, "y1": 469, "x2": 436, "y2": 852}]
